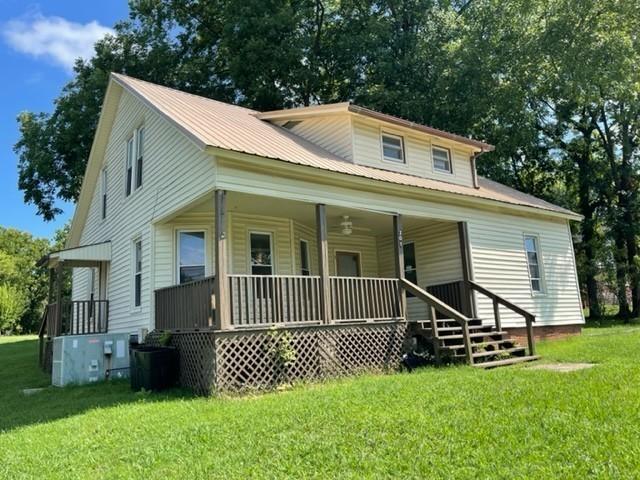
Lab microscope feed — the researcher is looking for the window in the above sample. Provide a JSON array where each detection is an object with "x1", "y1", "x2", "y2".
[
  {"x1": 250, "y1": 233, "x2": 273, "y2": 275},
  {"x1": 403, "y1": 242, "x2": 417, "y2": 297},
  {"x1": 381, "y1": 133, "x2": 405, "y2": 163},
  {"x1": 524, "y1": 235, "x2": 543, "y2": 293},
  {"x1": 336, "y1": 252, "x2": 361, "y2": 277},
  {"x1": 133, "y1": 239, "x2": 142, "y2": 307},
  {"x1": 125, "y1": 137, "x2": 134, "y2": 196},
  {"x1": 135, "y1": 127, "x2": 144, "y2": 189},
  {"x1": 125, "y1": 126, "x2": 145, "y2": 195},
  {"x1": 300, "y1": 240, "x2": 310, "y2": 276},
  {"x1": 432, "y1": 146, "x2": 452, "y2": 174},
  {"x1": 101, "y1": 168, "x2": 107, "y2": 219},
  {"x1": 178, "y1": 231, "x2": 206, "y2": 284}
]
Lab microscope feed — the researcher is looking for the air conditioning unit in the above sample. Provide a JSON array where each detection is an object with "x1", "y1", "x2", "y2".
[{"x1": 52, "y1": 333, "x2": 131, "y2": 387}]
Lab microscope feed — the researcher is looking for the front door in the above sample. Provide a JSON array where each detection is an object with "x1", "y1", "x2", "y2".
[{"x1": 336, "y1": 251, "x2": 361, "y2": 277}]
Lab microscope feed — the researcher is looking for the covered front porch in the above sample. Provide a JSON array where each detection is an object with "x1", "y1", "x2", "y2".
[{"x1": 153, "y1": 189, "x2": 475, "y2": 331}]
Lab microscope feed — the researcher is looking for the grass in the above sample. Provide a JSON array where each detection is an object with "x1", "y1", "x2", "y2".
[{"x1": 1, "y1": 328, "x2": 640, "y2": 479}]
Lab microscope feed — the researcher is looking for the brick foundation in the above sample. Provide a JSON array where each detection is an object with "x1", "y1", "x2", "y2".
[{"x1": 507, "y1": 324, "x2": 582, "y2": 343}]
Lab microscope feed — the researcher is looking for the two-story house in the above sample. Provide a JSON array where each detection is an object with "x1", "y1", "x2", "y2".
[{"x1": 39, "y1": 73, "x2": 583, "y2": 393}]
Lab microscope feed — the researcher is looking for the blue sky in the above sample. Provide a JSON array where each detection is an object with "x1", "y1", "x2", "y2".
[{"x1": 0, "y1": 0, "x2": 129, "y2": 240}]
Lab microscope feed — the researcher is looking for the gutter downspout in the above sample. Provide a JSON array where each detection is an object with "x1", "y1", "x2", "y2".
[{"x1": 471, "y1": 148, "x2": 489, "y2": 189}]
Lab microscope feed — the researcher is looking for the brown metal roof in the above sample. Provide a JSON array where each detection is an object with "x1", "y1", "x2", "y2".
[{"x1": 110, "y1": 73, "x2": 578, "y2": 219}]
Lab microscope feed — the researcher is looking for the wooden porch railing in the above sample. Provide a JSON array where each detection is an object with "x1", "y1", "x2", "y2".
[
  {"x1": 467, "y1": 280, "x2": 536, "y2": 356},
  {"x1": 154, "y1": 274, "x2": 405, "y2": 330},
  {"x1": 400, "y1": 278, "x2": 473, "y2": 364},
  {"x1": 41, "y1": 300, "x2": 109, "y2": 337},
  {"x1": 60, "y1": 300, "x2": 109, "y2": 335},
  {"x1": 155, "y1": 275, "x2": 216, "y2": 330},
  {"x1": 426, "y1": 280, "x2": 467, "y2": 318},
  {"x1": 229, "y1": 275, "x2": 323, "y2": 326},
  {"x1": 330, "y1": 276, "x2": 403, "y2": 322}
]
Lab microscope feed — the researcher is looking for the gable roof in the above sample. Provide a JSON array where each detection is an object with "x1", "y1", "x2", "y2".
[{"x1": 69, "y1": 73, "x2": 579, "y2": 245}]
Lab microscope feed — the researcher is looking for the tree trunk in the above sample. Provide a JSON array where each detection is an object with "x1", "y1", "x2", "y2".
[{"x1": 613, "y1": 230, "x2": 631, "y2": 319}]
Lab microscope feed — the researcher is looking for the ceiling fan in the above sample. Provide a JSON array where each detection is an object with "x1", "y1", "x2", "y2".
[{"x1": 331, "y1": 215, "x2": 372, "y2": 235}]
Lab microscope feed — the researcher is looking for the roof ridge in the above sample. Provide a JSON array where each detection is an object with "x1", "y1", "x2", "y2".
[{"x1": 110, "y1": 72, "x2": 258, "y2": 114}]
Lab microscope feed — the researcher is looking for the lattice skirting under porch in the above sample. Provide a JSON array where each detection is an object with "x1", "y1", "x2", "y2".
[{"x1": 148, "y1": 321, "x2": 407, "y2": 395}]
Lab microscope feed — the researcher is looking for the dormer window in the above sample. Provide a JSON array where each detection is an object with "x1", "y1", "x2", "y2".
[
  {"x1": 381, "y1": 133, "x2": 405, "y2": 163},
  {"x1": 433, "y1": 146, "x2": 452, "y2": 174}
]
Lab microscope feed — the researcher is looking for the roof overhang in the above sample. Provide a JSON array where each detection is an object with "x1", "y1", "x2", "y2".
[{"x1": 38, "y1": 241, "x2": 111, "y2": 268}]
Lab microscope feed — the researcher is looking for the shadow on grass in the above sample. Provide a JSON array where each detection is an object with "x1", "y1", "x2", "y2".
[
  {"x1": 584, "y1": 316, "x2": 640, "y2": 329},
  {"x1": 0, "y1": 337, "x2": 194, "y2": 433}
]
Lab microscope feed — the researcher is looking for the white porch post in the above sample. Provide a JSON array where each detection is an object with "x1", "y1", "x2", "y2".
[
  {"x1": 214, "y1": 189, "x2": 231, "y2": 330},
  {"x1": 458, "y1": 221, "x2": 476, "y2": 318},
  {"x1": 393, "y1": 214, "x2": 407, "y2": 319},
  {"x1": 316, "y1": 204, "x2": 331, "y2": 324}
]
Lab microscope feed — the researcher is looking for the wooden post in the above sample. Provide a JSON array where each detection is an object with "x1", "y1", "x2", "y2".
[
  {"x1": 316, "y1": 204, "x2": 331, "y2": 324},
  {"x1": 54, "y1": 262, "x2": 63, "y2": 337},
  {"x1": 214, "y1": 190, "x2": 231, "y2": 330},
  {"x1": 393, "y1": 214, "x2": 407, "y2": 320},
  {"x1": 526, "y1": 315, "x2": 536, "y2": 356},
  {"x1": 458, "y1": 222, "x2": 476, "y2": 318},
  {"x1": 492, "y1": 298, "x2": 502, "y2": 332}
]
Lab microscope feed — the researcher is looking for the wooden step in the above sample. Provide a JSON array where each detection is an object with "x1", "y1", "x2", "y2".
[
  {"x1": 472, "y1": 355, "x2": 540, "y2": 369},
  {"x1": 428, "y1": 325, "x2": 493, "y2": 335},
  {"x1": 437, "y1": 331, "x2": 509, "y2": 342},
  {"x1": 440, "y1": 339, "x2": 515, "y2": 352},
  {"x1": 471, "y1": 346, "x2": 526, "y2": 359}
]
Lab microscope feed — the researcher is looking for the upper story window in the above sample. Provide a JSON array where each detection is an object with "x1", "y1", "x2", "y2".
[
  {"x1": 125, "y1": 126, "x2": 145, "y2": 196},
  {"x1": 524, "y1": 235, "x2": 544, "y2": 293},
  {"x1": 101, "y1": 168, "x2": 107, "y2": 219},
  {"x1": 178, "y1": 230, "x2": 206, "y2": 284},
  {"x1": 381, "y1": 133, "x2": 405, "y2": 163},
  {"x1": 135, "y1": 127, "x2": 144, "y2": 189},
  {"x1": 432, "y1": 146, "x2": 452, "y2": 174}
]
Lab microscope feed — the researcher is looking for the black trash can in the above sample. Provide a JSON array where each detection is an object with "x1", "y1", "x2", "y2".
[{"x1": 130, "y1": 345, "x2": 179, "y2": 391}]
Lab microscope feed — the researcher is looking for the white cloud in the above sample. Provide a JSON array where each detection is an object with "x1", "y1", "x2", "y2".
[{"x1": 3, "y1": 14, "x2": 113, "y2": 71}]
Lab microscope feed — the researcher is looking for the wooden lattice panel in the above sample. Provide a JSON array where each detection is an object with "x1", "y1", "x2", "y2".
[
  {"x1": 146, "y1": 331, "x2": 217, "y2": 395},
  {"x1": 214, "y1": 322, "x2": 407, "y2": 392},
  {"x1": 148, "y1": 322, "x2": 406, "y2": 395}
]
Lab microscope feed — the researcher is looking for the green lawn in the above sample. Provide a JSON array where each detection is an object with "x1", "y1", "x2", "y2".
[{"x1": 1, "y1": 326, "x2": 640, "y2": 479}]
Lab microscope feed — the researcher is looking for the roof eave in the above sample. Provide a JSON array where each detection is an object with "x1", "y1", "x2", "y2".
[{"x1": 347, "y1": 104, "x2": 495, "y2": 152}]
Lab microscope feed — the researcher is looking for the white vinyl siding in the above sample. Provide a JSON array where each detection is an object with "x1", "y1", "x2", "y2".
[
  {"x1": 352, "y1": 118, "x2": 474, "y2": 187},
  {"x1": 282, "y1": 115, "x2": 353, "y2": 161},
  {"x1": 74, "y1": 89, "x2": 216, "y2": 333}
]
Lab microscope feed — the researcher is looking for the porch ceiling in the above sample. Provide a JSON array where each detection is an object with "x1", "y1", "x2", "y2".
[{"x1": 167, "y1": 191, "x2": 455, "y2": 235}]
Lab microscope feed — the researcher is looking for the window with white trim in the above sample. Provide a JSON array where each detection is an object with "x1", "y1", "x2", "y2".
[
  {"x1": 135, "y1": 127, "x2": 144, "y2": 189},
  {"x1": 101, "y1": 168, "x2": 107, "y2": 219},
  {"x1": 125, "y1": 137, "x2": 134, "y2": 196},
  {"x1": 300, "y1": 239, "x2": 310, "y2": 276},
  {"x1": 432, "y1": 146, "x2": 452, "y2": 174},
  {"x1": 177, "y1": 230, "x2": 206, "y2": 284},
  {"x1": 381, "y1": 133, "x2": 405, "y2": 163},
  {"x1": 125, "y1": 126, "x2": 145, "y2": 195},
  {"x1": 133, "y1": 239, "x2": 142, "y2": 307},
  {"x1": 524, "y1": 235, "x2": 543, "y2": 293}
]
